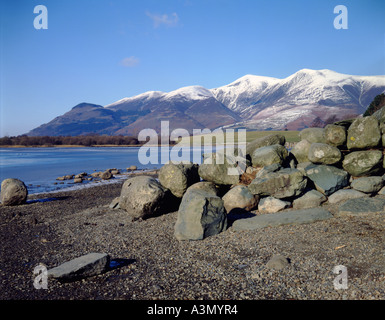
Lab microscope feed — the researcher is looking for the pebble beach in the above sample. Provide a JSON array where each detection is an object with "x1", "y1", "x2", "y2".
[{"x1": 1, "y1": 170, "x2": 384, "y2": 301}]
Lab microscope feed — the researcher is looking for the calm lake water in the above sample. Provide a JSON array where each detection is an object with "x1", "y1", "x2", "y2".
[{"x1": 0, "y1": 146, "x2": 212, "y2": 194}]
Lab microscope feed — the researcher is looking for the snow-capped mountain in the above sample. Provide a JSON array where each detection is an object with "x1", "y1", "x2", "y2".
[{"x1": 27, "y1": 69, "x2": 385, "y2": 136}]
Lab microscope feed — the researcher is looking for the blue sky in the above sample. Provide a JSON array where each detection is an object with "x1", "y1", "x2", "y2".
[{"x1": 1, "y1": 0, "x2": 384, "y2": 136}]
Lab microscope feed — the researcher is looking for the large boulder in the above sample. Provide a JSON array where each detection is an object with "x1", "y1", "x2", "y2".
[
  {"x1": 250, "y1": 144, "x2": 288, "y2": 168},
  {"x1": 302, "y1": 164, "x2": 349, "y2": 196},
  {"x1": 158, "y1": 162, "x2": 200, "y2": 198},
  {"x1": 342, "y1": 150, "x2": 383, "y2": 177},
  {"x1": 299, "y1": 128, "x2": 326, "y2": 143},
  {"x1": 222, "y1": 185, "x2": 259, "y2": 213},
  {"x1": 198, "y1": 153, "x2": 242, "y2": 186},
  {"x1": 119, "y1": 176, "x2": 170, "y2": 219},
  {"x1": 174, "y1": 189, "x2": 227, "y2": 241},
  {"x1": 346, "y1": 116, "x2": 381, "y2": 149},
  {"x1": 308, "y1": 143, "x2": 342, "y2": 165},
  {"x1": 290, "y1": 139, "x2": 311, "y2": 163},
  {"x1": 323, "y1": 124, "x2": 347, "y2": 147},
  {"x1": 1, "y1": 178, "x2": 28, "y2": 206},
  {"x1": 246, "y1": 134, "x2": 286, "y2": 157},
  {"x1": 248, "y1": 168, "x2": 307, "y2": 199}
]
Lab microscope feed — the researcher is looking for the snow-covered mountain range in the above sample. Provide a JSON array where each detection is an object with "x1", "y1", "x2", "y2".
[{"x1": 27, "y1": 69, "x2": 385, "y2": 136}]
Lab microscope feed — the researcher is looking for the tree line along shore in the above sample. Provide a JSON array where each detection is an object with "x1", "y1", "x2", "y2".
[{"x1": 0, "y1": 131, "x2": 300, "y2": 148}]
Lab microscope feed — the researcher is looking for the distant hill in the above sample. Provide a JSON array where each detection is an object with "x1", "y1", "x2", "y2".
[{"x1": 27, "y1": 69, "x2": 385, "y2": 137}]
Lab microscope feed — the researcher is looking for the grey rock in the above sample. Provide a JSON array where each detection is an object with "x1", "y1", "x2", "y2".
[
  {"x1": 222, "y1": 185, "x2": 258, "y2": 213},
  {"x1": 246, "y1": 134, "x2": 286, "y2": 157},
  {"x1": 304, "y1": 164, "x2": 349, "y2": 196},
  {"x1": 198, "y1": 152, "x2": 242, "y2": 186},
  {"x1": 293, "y1": 190, "x2": 327, "y2": 210},
  {"x1": 290, "y1": 139, "x2": 311, "y2": 163},
  {"x1": 266, "y1": 254, "x2": 290, "y2": 270},
  {"x1": 158, "y1": 162, "x2": 200, "y2": 198},
  {"x1": 336, "y1": 197, "x2": 385, "y2": 217},
  {"x1": 187, "y1": 181, "x2": 220, "y2": 196},
  {"x1": 308, "y1": 143, "x2": 342, "y2": 165},
  {"x1": 232, "y1": 207, "x2": 333, "y2": 231},
  {"x1": 323, "y1": 124, "x2": 347, "y2": 147},
  {"x1": 347, "y1": 116, "x2": 381, "y2": 149},
  {"x1": 1, "y1": 178, "x2": 28, "y2": 206},
  {"x1": 251, "y1": 144, "x2": 288, "y2": 168},
  {"x1": 48, "y1": 253, "x2": 110, "y2": 282},
  {"x1": 327, "y1": 189, "x2": 369, "y2": 204},
  {"x1": 351, "y1": 176, "x2": 384, "y2": 194},
  {"x1": 299, "y1": 128, "x2": 326, "y2": 143},
  {"x1": 342, "y1": 150, "x2": 383, "y2": 177},
  {"x1": 248, "y1": 168, "x2": 307, "y2": 199},
  {"x1": 174, "y1": 189, "x2": 227, "y2": 241},
  {"x1": 258, "y1": 196, "x2": 290, "y2": 214},
  {"x1": 119, "y1": 176, "x2": 169, "y2": 219}
]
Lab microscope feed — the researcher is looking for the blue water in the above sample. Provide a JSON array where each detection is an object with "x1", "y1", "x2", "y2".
[
  {"x1": 0, "y1": 146, "x2": 209, "y2": 194},
  {"x1": 0, "y1": 147, "x2": 215, "y2": 194}
]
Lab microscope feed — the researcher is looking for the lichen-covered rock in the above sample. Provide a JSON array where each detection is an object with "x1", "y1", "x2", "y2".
[
  {"x1": 158, "y1": 162, "x2": 200, "y2": 198},
  {"x1": 347, "y1": 116, "x2": 381, "y2": 149},
  {"x1": 250, "y1": 144, "x2": 288, "y2": 168},
  {"x1": 174, "y1": 189, "x2": 227, "y2": 241},
  {"x1": 248, "y1": 168, "x2": 307, "y2": 199},
  {"x1": 1, "y1": 178, "x2": 28, "y2": 206},
  {"x1": 308, "y1": 143, "x2": 342, "y2": 165},
  {"x1": 323, "y1": 124, "x2": 347, "y2": 147},
  {"x1": 119, "y1": 176, "x2": 170, "y2": 219},
  {"x1": 342, "y1": 150, "x2": 383, "y2": 177}
]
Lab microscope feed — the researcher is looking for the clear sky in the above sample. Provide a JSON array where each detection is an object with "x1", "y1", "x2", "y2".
[{"x1": 1, "y1": 0, "x2": 384, "y2": 136}]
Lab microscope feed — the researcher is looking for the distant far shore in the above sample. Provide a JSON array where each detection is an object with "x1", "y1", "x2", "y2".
[{"x1": 0, "y1": 144, "x2": 145, "y2": 148}]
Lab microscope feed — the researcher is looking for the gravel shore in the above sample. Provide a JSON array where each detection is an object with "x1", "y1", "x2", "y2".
[{"x1": 1, "y1": 171, "x2": 384, "y2": 301}]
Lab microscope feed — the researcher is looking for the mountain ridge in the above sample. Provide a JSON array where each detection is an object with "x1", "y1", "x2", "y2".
[{"x1": 27, "y1": 69, "x2": 385, "y2": 136}]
